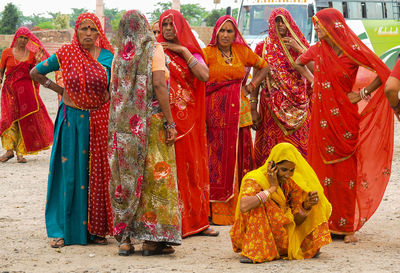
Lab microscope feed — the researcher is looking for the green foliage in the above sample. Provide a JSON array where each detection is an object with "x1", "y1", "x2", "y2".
[
  {"x1": 180, "y1": 4, "x2": 207, "y2": 26},
  {"x1": 70, "y1": 8, "x2": 89, "y2": 27},
  {"x1": 37, "y1": 21, "x2": 54, "y2": 30},
  {"x1": 0, "y1": 45, "x2": 6, "y2": 56},
  {"x1": 204, "y1": 8, "x2": 239, "y2": 27},
  {"x1": 150, "y1": 2, "x2": 207, "y2": 26},
  {"x1": 0, "y1": 3, "x2": 21, "y2": 34},
  {"x1": 149, "y1": 2, "x2": 172, "y2": 23},
  {"x1": 110, "y1": 10, "x2": 126, "y2": 32},
  {"x1": 53, "y1": 12, "x2": 70, "y2": 29}
]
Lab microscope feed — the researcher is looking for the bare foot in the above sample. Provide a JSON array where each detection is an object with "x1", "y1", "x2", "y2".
[
  {"x1": 344, "y1": 234, "x2": 358, "y2": 243},
  {"x1": 199, "y1": 227, "x2": 219, "y2": 237}
]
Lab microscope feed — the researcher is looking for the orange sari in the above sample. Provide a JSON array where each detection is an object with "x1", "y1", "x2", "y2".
[{"x1": 204, "y1": 40, "x2": 267, "y2": 225}]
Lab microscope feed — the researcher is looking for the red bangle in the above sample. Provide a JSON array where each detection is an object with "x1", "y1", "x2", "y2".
[{"x1": 250, "y1": 81, "x2": 256, "y2": 90}]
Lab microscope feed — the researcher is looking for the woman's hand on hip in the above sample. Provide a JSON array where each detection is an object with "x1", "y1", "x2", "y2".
[
  {"x1": 347, "y1": 91, "x2": 362, "y2": 104},
  {"x1": 165, "y1": 128, "x2": 177, "y2": 146}
]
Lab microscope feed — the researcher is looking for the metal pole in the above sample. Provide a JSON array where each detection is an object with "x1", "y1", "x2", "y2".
[{"x1": 172, "y1": 0, "x2": 181, "y2": 11}]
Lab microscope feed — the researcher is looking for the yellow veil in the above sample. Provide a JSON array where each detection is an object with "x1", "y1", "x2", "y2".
[{"x1": 235, "y1": 142, "x2": 331, "y2": 259}]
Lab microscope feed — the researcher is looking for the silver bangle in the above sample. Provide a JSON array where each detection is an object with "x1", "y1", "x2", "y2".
[
  {"x1": 163, "y1": 122, "x2": 176, "y2": 129},
  {"x1": 188, "y1": 58, "x2": 198, "y2": 69},
  {"x1": 43, "y1": 78, "x2": 52, "y2": 88}
]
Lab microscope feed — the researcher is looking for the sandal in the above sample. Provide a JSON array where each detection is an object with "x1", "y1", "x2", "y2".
[
  {"x1": 239, "y1": 255, "x2": 257, "y2": 264},
  {"x1": 50, "y1": 238, "x2": 64, "y2": 248},
  {"x1": 198, "y1": 227, "x2": 219, "y2": 237},
  {"x1": 0, "y1": 153, "x2": 14, "y2": 163},
  {"x1": 142, "y1": 242, "x2": 175, "y2": 256},
  {"x1": 88, "y1": 235, "x2": 108, "y2": 245},
  {"x1": 118, "y1": 243, "x2": 134, "y2": 256},
  {"x1": 17, "y1": 157, "x2": 27, "y2": 163}
]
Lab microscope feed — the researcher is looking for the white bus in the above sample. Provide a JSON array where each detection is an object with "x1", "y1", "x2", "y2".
[{"x1": 237, "y1": 0, "x2": 400, "y2": 68}]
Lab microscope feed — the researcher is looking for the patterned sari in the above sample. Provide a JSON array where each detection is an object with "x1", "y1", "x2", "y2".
[
  {"x1": 230, "y1": 143, "x2": 331, "y2": 262},
  {"x1": 204, "y1": 16, "x2": 267, "y2": 225},
  {"x1": 0, "y1": 27, "x2": 53, "y2": 155},
  {"x1": 300, "y1": 8, "x2": 393, "y2": 233},
  {"x1": 109, "y1": 10, "x2": 181, "y2": 245},
  {"x1": 254, "y1": 8, "x2": 311, "y2": 165},
  {"x1": 45, "y1": 13, "x2": 114, "y2": 244},
  {"x1": 157, "y1": 10, "x2": 210, "y2": 237}
]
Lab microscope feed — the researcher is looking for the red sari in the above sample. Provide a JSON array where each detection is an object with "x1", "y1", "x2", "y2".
[
  {"x1": 0, "y1": 27, "x2": 53, "y2": 154},
  {"x1": 254, "y1": 8, "x2": 311, "y2": 165},
  {"x1": 300, "y1": 9, "x2": 393, "y2": 233},
  {"x1": 158, "y1": 10, "x2": 210, "y2": 237},
  {"x1": 55, "y1": 13, "x2": 115, "y2": 236},
  {"x1": 204, "y1": 16, "x2": 267, "y2": 225}
]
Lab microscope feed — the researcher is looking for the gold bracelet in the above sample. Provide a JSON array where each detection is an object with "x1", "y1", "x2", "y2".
[
  {"x1": 255, "y1": 193, "x2": 263, "y2": 204},
  {"x1": 186, "y1": 55, "x2": 194, "y2": 65}
]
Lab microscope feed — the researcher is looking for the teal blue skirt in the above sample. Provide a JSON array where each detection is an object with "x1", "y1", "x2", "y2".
[{"x1": 45, "y1": 102, "x2": 90, "y2": 245}]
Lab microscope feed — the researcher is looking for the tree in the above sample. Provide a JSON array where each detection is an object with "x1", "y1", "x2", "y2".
[
  {"x1": 53, "y1": 12, "x2": 70, "y2": 29},
  {"x1": 205, "y1": 8, "x2": 239, "y2": 27},
  {"x1": 104, "y1": 8, "x2": 125, "y2": 32},
  {"x1": 149, "y1": 2, "x2": 207, "y2": 26},
  {"x1": 70, "y1": 8, "x2": 88, "y2": 27},
  {"x1": 0, "y1": 3, "x2": 21, "y2": 34}
]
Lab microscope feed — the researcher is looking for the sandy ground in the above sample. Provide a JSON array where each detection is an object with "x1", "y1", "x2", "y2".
[{"x1": 0, "y1": 87, "x2": 399, "y2": 273}]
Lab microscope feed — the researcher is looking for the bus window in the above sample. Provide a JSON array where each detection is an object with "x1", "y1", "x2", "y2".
[
  {"x1": 348, "y1": 2, "x2": 362, "y2": 18},
  {"x1": 366, "y1": 2, "x2": 383, "y2": 19},
  {"x1": 384, "y1": 2, "x2": 394, "y2": 19},
  {"x1": 331, "y1": 1, "x2": 343, "y2": 14},
  {"x1": 361, "y1": 2, "x2": 367, "y2": 18},
  {"x1": 342, "y1": 2, "x2": 349, "y2": 18}
]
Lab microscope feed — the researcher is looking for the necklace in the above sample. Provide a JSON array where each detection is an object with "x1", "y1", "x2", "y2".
[
  {"x1": 218, "y1": 47, "x2": 233, "y2": 66},
  {"x1": 12, "y1": 47, "x2": 27, "y2": 65}
]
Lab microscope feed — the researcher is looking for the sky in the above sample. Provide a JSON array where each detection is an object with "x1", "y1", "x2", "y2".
[{"x1": 0, "y1": 0, "x2": 240, "y2": 17}]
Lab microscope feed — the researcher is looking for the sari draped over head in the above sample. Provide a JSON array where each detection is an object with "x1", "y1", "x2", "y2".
[
  {"x1": 0, "y1": 27, "x2": 53, "y2": 152},
  {"x1": 157, "y1": 9, "x2": 205, "y2": 137},
  {"x1": 157, "y1": 9, "x2": 210, "y2": 237},
  {"x1": 108, "y1": 9, "x2": 159, "y2": 239},
  {"x1": 264, "y1": 8, "x2": 310, "y2": 133},
  {"x1": 309, "y1": 8, "x2": 393, "y2": 231},
  {"x1": 206, "y1": 15, "x2": 256, "y2": 202},
  {"x1": 236, "y1": 143, "x2": 332, "y2": 260},
  {"x1": 10, "y1": 27, "x2": 50, "y2": 58},
  {"x1": 55, "y1": 13, "x2": 114, "y2": 236}
]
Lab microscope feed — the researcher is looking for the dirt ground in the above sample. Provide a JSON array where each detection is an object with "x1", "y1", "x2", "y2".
[{"x1": 0, "y1": 88, "x2": 399, "y2": 273}]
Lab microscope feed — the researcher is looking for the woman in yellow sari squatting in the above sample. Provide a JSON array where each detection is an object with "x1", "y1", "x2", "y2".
[{"x1": 230, "y1": 142, "x2": 332, "y2": 263}]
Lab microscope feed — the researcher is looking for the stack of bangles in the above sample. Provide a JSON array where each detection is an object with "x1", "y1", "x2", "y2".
[
  {"x1": 255, "y1": 190, "x2": 270, "y2": 204},
  {"x1": 250, "y1": 97, "x2": 258, "y2": 104},
  {"x1": 187, "y1": 55, "x2": 199, "y2": 69},
  {"x1": 43, "y1": 78, "x2": 52, "y2": 88},
  {"x1": 163, "y1": 121, "x2": 177, "y2": 129},
  {"x1": 359, "y1": 87, "x2": 371, "y2": 100}
]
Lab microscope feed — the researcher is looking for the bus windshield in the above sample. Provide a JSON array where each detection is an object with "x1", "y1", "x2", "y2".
[{"x1": 238, "y1": 4, "x2": 313, "y2": 43}]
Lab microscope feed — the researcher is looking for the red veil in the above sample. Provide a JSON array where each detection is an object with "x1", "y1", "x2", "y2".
[
  {"x1": 208, "y1": 15, "x2": 249, "y2": 48},
  {"x1": 56, "y1": 13, "x2": 114, "y2": 236},
  {"x1": 310, "y1": 8, "x2": 393, "y2": 231}
]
